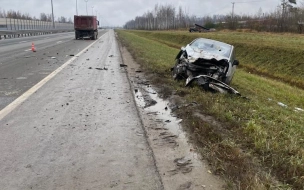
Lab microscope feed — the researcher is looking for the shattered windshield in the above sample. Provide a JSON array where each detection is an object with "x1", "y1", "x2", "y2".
[{"x1": 190, "y1": 38, "x2": 232, "y2": 58}]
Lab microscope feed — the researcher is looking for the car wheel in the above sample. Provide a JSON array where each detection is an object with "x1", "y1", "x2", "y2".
[
  {"x1": 172, "y1": 66, "x2": 180, "y2": 80},
  {"x1": 172, "y1": 60, "x2": 185, "y2": 80}
]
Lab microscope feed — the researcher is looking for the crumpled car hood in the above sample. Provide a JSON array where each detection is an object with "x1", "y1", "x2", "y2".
[{"x1": 185, "y1": 45, "x2": 229, "y2": 63}]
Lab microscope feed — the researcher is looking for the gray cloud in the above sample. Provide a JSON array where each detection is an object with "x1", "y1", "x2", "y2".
[{"x1": 1, "y1": 0, "x2": 285, "y2": 26}]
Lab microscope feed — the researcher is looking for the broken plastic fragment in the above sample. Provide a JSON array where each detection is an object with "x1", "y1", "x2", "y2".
[
  {"x1": 295, "y1": 107, "x2": 304, "y2": 112},
  {"x1": 278, "y1": 102, "x2": 287, "y2": 108}
]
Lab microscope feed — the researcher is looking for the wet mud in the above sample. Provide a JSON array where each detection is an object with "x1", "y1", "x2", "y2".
[{"x1": 119, "y1": 44, "x2": 226, "y2": 190}]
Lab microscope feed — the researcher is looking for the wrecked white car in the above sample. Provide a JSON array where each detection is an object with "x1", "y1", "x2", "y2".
[{"x1": 171, "y1": 38, "x2": 240, "y2": 94}]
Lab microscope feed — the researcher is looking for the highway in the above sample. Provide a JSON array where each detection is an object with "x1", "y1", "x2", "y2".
[
  {"x1": 0, "y1": 30, "x2": 162, "y2": 189},
  {"x1": 0, "y1": 29, "x2": 225, "y2": 190},
  {"x1": 0, "y1": 31, "x2": 96, "y2": 110}
]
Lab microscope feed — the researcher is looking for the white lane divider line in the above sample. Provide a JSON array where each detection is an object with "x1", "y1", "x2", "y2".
[
  {"x1": 19, "y1": 41, "x2": 27, "y2": 43},
  {"x1": 24, "y1": 49, "x2": 31, "y2": 52},
  {"x1": 0, "y1": 34, "x2": 105, "y2": 121},
  {"x1": 56, "y1": 41, "x2": 62, "y2": 44}
]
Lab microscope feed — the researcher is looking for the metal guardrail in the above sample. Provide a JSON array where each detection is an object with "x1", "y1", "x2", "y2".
[
  {"x1": 0, "y1": 29, "x2": 75, "y2": 39},
  {"x1": 0, "y1": 18, "x2": 74, "y2": 39}
]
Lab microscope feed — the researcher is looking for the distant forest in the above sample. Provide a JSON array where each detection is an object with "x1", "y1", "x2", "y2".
[
  {"x1": 124, "y1": 0, "x2": 304, "y2": 33},
  {"x1": 0, "y1": 8, "x2": 72, "y2": 23}
]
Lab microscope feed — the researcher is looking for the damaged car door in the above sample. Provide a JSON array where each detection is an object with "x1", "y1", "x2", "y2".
[{"x1": 171, "y1": 38, "x2": 240, "y2": 94}]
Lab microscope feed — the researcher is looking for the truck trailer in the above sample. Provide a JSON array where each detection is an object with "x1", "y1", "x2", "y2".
[{"x1": 74, "y1": 15, "x2": 98, "y2": 40}]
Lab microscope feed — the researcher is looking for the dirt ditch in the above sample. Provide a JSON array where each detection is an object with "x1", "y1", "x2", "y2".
[{"x1": 119, "y1": 44, "x2": 227, "y2": 190}]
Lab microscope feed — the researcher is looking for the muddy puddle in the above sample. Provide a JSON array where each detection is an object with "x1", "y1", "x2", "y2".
[
  {"x1": 120, "y1": 45, "x2": 225, "y2": 189},
  {"x1": 134, "y1": 85, "x2": 207, "y2": 172}
]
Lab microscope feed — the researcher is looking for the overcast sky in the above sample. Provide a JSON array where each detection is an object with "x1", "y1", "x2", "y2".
[{"x1": 0, "y1": 0, "x2": 301, "y2": 26}]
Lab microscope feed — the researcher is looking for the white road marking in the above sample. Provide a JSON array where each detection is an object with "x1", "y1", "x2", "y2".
[
  {"x1": 24, "y1": 49, "x2": 31, "y2": 52},
  {"x1": 0, "y1": 34, "x2": 104, "y2": 121},
  {"x1": 19, "y1": 41, "x2": 27, "y2": 43},
  {"x1": 56, "y1": 41, "x2": 62, "y2": 44}
]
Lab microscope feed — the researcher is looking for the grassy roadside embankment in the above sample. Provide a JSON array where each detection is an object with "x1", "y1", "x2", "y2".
[
  {"x1": 128, "y1": 30, "x2": 304, "y2": 89},
  {"x1": 116, "y1": 30, "x2": 304, "y2": 189}
]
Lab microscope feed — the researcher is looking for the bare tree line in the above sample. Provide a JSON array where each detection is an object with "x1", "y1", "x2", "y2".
[
  {"x1": 124, "y1": 0, "x2": 304, "y2": 33},
  {"x1": 0, "y1": 8, "x2": 72, "y2": 23},
  {"x1": 124, "y1": 4, "x2": 194, "y2": 30}
]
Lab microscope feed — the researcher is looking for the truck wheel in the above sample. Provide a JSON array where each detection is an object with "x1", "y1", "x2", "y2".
[{"x1": 92, "y1": 32, "x2": 97, "y2": 40}]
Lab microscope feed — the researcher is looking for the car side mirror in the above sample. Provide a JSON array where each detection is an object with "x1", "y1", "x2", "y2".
[{"x1": 233, "y1": 60, "x2": 239, "y2": 66}]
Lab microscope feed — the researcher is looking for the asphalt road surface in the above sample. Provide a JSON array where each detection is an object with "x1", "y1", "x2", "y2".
[
  {"x1": 0, "y1": 31, "x2": 102, "y2": 110},
  {"x1": 0, "y1": 30, "x2": 226, "y2": 190},
  {"x1": 0, "y1": 30, "x2": 163, "y2": 189}
]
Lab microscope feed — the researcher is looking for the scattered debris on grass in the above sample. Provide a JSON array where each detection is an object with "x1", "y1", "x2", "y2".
[
  {"x1": 295, "y1": 107, "x2": 304, "y2": 112},
  {"x1": 277, "y1": 102, "x2": 288, "y2": 107}
]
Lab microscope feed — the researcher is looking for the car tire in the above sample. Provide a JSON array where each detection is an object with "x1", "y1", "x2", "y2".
[{"x1": 172, "y1": 60, "x2": 186, "y2": 80}]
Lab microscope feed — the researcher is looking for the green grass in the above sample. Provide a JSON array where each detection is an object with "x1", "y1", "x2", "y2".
[
  {"x1": 116, "y1": 29, "x2": 304, "y2": 189},
  {"x1": 125, "y1": 30, "x2": 304, "y2": 89}
]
